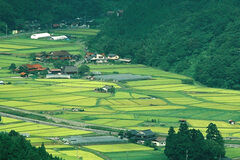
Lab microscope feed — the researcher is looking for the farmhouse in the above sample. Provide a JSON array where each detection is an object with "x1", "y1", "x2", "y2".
[
  {"x1": 95, "y1": 85, "x2": 115, "y2": 93},
  {"x1": 62, "y1": 66, "x2": 78, "y2": 74},
  {"x1": 20, "y1": 72, "x2": 28, "y2": 77},
  {"x1": 229, "y1": 120, "x2": 236, "y2": 125},
  {"x1": 107, "y1": 54, "x2": 119, "y2": 60},
  {"x1": 152, "y1": 137, "x2": 166, "y2": 147},
  {"x1": 122, "y1": 129, "x2": 156, "y2": 141},
  {"x1": 0, "y1": 81, "x2": 4, "y2": 85},
  {"x1": 49, "y1": 69, "x2": 62, "y2": 74},
  {"x1": 49, "y1": 50, "x2": 72, "y2": 60},
  {"x1": 31, "y1": 33, "x2": 51, "y2": 39},
  {"x1": 25, "y1": 64, "x2": 47, "y2": 72},
  {"x1": 85, "y1": 53, "x2": 107, "y2": 63}
]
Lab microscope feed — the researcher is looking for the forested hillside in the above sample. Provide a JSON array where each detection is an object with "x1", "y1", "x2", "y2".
[
  {"x1": 0, "y1": 0, "x2": 130, "y2": 33},
  {"x1": 88, "y1": 0, "x2": 240, "y2": 90}
]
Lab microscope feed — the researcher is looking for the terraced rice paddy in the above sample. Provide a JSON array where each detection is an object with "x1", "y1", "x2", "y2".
[
  {"x1": 0, "y1": 117, "x2": 91, "y2": 137},
  {"x1": 85, "y1": 144, "x2": 153, "y2": 153},
  {"x1": 0, "y1": 116, "x2": 102, "y2": 160},
  {"x1": 1, "y1": 29, "x2": 240, "y2": 159}
]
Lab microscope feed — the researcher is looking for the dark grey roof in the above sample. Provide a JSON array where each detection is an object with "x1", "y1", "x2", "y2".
[
  {"x1": 141, "y1": 129, "x2": 155, "y2": 136},
  {"x1": 108, "y1": 54, "x2": 117, "y2": 57},
  {"x1": 51, "y1": 50, "x2": 71, "y2": 56},
  {"x1": 63, "y1": 66, "x2": 77, "y2": 73}
]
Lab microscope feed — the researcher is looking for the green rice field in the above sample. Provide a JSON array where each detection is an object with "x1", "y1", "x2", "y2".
[{"x1": 1, "y1": 29, "x2": 240, "y2": 159}]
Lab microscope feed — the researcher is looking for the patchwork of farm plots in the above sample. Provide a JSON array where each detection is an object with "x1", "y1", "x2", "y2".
[
  {"x1": 1, "y1": 31, "x2": 240, "y2": 159},
  {"x1": 1, "y1": 63, "x2": 240, "y2": 138},
  {"x1": 0, "y1": 28, "x2": 98, "y2": 58},
  {"x1": 0, "y1": 116, "x2": 161, "y2": 160},
  {"x1": 0, "y1": 116, "x2": 106, "y2": 160}
]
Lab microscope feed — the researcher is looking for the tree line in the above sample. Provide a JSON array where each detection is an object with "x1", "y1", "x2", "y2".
[
  {"x1": 0, "y1": 130, "x2": 62, "y2": 160},
  {"x1": 0, "y1": 0, "x2": 130, "y2": 33},
  {"x1": 165, "y1": 123, "x2": 226, "y2": 160},
  {"x1": 88, "y1": 0, "x2": 240, "y2": 90}
]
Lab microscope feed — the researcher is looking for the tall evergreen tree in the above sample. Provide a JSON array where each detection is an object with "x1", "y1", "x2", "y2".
[
  {"x1": 206, "y1": 123, "x2": 225, "y2": 158},
  {"x1": 164, "y1": 127, "x2": 177, "y2": 160}
]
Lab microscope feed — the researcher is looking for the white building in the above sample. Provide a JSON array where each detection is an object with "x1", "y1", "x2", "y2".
[
  {"x1": 31, "y1": 33, "x2": 51, "y2": 39},
  {"x1": 50, "y1": 35, "x2": 68, "y2": 40}
]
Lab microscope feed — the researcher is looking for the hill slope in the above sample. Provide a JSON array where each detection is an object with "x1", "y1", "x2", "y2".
[{"x1": 88, "y1": 0, "x2": 240, "y2": 90}]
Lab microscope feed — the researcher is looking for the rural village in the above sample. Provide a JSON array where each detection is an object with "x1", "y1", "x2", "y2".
[{"x1": 0, "y1": 1, "x2": 240, "y2": 159}]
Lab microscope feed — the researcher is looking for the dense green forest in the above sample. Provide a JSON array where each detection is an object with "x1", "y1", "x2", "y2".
[
  {"x1": 0, "y1": 0, "x2": 130, "y2": 33},
  {"x1": 165, "y1": 123, "x2": 225, "y2": 160},
  {"x1": 88, "y1": 0, "x2": 240, "y2": 90},
  {"x1": 0, "y1": 130, "x2": 61, "y2": 160}
]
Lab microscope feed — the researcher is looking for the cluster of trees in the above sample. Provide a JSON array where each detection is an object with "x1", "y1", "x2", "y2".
[
  {"x1": 165, "y1": 123, "x2": 225, "y2": 160},
  {"x1": 0, "y1": 0, "x2": 131, "y2": 34},
  {"x1": 88, "y1": 0, "x2": 240, "y2": 90},
  {"x1": 0, "y1": 130, "x2": 62, "y2": 160}
]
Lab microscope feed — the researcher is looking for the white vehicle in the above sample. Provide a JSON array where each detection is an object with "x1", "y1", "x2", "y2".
[
  {"x1": 50, "y1": 35, "x2": 68, "y2": 40},
  {"x1": 31, "y1": 33, "x2": 51, "y2": 39}
]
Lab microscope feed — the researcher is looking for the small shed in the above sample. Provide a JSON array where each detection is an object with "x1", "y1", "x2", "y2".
[
  {"x1": 20, "y1": 133, "x2": 30, "y2": 137},
  {"x1": 50, "y1": 35, "x2": 68, "y2": 40},
  {"x1": 229, "y1": 120, "x2": 235, "y2": 125}
]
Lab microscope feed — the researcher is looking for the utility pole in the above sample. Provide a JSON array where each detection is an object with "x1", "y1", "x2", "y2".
[
  {"x1": 5, "y1": 24, "x2": 8, "y2": 37},
  {"x1": 186, "y1": 149, "x2": 188, "y2": 160}
]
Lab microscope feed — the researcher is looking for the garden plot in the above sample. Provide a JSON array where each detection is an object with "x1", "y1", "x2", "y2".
[
  {"x1": 27, "y1": 127, "x2": 91, "y2": 137},
  {"x1": 85, "y1": 143, "x2": 153, "y2": 153},
  {"x1": 19, "y1": 104, "x2": 68, "y2": 111},
  {"x1": 131, "y1": 99, "x2": 167, "y2": 105},
  {"x1": 201, "y1": 96, "x2": 240, "y2": 103},
  {"x1": 94, "y1": 74, "x2": 152, "y2": 82},
  {"x1": 27, "y1": 138, "x2": 52, "y2": 144},
  {"x1": 61, "y1": 98, "x2": 97, "y2": 106},
  {"x1": 187, "y1": 119, "x2": 238, "y2": 128},
  {"x1": 226, "y1": 148, "x2": 240, "y2": 159},
  {"x1": 191, "y1": 102, "x2": 240, "y2": 111},
  {"x1": 105, "y1": 150, "x2": 167, "y2": 160},
  {"x1": 127, "y1": 78, "x2": 182, "y2": 87},
  {"x1": 86, "y1": 119, "x2": 143, "y2": 127},
  {"x1": 166, "y1": 97, "x2": 201, "y2": 105},
  {"x1": 1, "y1": 117, "x2": 22, "y2": 123},
  {"x1": 46, "y1": 147, "x2": 103, "y2": 160},
  {"x1": 92, "y1": 67, "x2": 189, "y2": 79},
  {"x1": 30, "y1": 95, "x2": 85, "y2": 103},
  {"x1": 0, "y1": 100, "x2": 40, "y2": 107},
  {"x1": 113, "y1": 105, "x2": 186, "y2": 112},
  {"x1": 0, "y1": 44, "x2": 35, "y2": 49}
]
